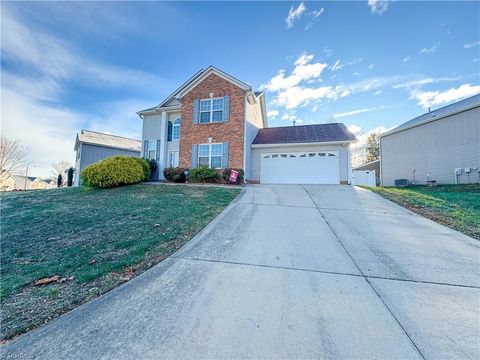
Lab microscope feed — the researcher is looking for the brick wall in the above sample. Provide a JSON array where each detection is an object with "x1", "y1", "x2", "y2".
[{"x1": 179, "y1": 73, "x2": 245, "y2": 169}]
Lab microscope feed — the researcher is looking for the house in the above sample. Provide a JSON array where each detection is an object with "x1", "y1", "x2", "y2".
[
  {"x1": 380, "y1": 94, "x2": 480, "y2": 186},
  {"x1": 0, "y1": 171, "x2": 35, "y2": 191},
  {"x1": 74, "y1": 130, "x2": 142, "y2": 186},
  {"x1": 137, "y1": 66, "x2": 357, "y2": 184},
  {"x1": 30, "y1": 177, "x2": 50, "y2": 190}
]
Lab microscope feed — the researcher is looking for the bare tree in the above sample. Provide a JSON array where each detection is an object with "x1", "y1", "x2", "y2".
[
  {"x1": 51, "y1": 160, "x2": 72, "y2": 177},
  {"x1": 0, "y1": 137, "x2": 30, "y2": 180}
]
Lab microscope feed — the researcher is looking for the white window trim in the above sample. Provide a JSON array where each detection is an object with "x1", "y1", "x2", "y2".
[
  {"x1": 168, "y1": 150, "x2": 179, "y2": 167},
  {"x1": 198, "y1": 143, "x2": 223, "y2": 168},
  {"x1": 147, "y1": 140, "x2": 157, "y2": 161},
  {"x1": 200, "y1": 97, "x2": 224, "y2": 124},
  {"x1": 172, "y1": 118, "x2": 181, "y2": 141}
]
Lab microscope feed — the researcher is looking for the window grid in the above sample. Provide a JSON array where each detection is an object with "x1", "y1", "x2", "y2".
[
  {"x1": 172, "y1": 118, "x2": 181, "y2": 140},
  {"x1": 199, "y1": 98, "x2": 224, "y2": 123},
  {"x1": 198, "y1": 143, "x2": 223, "y2": 168}
]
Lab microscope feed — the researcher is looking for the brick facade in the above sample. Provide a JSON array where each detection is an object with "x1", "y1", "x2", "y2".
[{"x1": 179, "y1": 73, "x2": 245, "y2": 169}]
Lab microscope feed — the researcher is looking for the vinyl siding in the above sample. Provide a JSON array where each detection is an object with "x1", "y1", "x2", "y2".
[
  {"x1": 381, "y1": 106, "x2": 480, "y2": 185},
  {"x1": 78, "y1": 144, "x2": 140, "y2": 185},
  {"x1": 244, "y1": 96, "x2": 264, "y2": 180},
  {"x1": 251, "y1": 144, "x2": 350, "y2": 182},
  {"x1": 142, "y1": 114, "x2": 162, "y2": 151}
]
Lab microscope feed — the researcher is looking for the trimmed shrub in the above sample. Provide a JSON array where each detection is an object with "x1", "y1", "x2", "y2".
[
  {"x1": 134, "y1": 158, "x2": 151, "y2": 181},
  {"x1": 145, "y1": 158, "x2": 157, "y2": 175},
  {"x1": 67, "y1": 167, "x2": 74, "y2": 187},
  {"x1": 189, "y1": 166, "x2": 219, "y2": 183},
  {"x1": 163, "y1": 167, "x2": 187, "y2": 183},
  {"x1": 81, "y1": 156, "x2": 145, "y2": 188},
  {"x1": 222, "y1": 168, "x2": 244, "y2": 185}
]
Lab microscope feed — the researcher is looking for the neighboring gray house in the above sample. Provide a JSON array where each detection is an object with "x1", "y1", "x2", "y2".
[
  {"x1": 74, "y1": 130, "x2": 141, "y2": 186},
  {"x1": 380, "y1": 94, "x2": 480, "y2": 186}
]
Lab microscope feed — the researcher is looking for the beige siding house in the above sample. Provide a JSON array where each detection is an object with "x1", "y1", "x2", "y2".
[{"x1": 380, "y1": 95, "x2": 480, "y2": 186}]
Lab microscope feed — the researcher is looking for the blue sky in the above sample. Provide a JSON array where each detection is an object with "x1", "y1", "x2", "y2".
[{"x1": 1, "y1": 1, "x2": 479, "y2": 176}]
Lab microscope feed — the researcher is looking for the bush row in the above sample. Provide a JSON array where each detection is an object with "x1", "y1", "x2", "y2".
[
  {"x1": 81, "y1": 155, "x2": 244, "y2": 189},
  {"x1": 164, "y1": 166, "x2": 244, "y2": 185}
]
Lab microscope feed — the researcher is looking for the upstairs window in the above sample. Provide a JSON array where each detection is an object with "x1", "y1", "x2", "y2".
[
  {"x1": 200, "y1": 98, "x2": 224, "y2": 124},
  {"x1": 172, "y1": 118, "x2": 180, "y2": 140}
]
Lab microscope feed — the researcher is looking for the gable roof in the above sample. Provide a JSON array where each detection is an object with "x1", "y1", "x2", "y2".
[
  {"x1": 252, "y1": 123, "x2": 357, "y2": 145},
  {"x1": 381, "y1": 94, "x2": 480, "y2": 137},
  {"x1": 176, "y1": 66, "x2": 251, "y2": 98},
  {"x1": 75, "y1": 130, "x2": 141, "y2": 152},
  {"x1": 137, "y1": 66, "x2": 252, "y2": 116}
]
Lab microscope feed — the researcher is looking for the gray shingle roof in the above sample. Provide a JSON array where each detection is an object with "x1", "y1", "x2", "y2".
[
  {"x1": 252, "y1": 123, "x2": 356, "y2": 145},
  {"x1": 382, "y1": 94, "x2": 480, "y2": 137},
  {"x1": 77, "y1": 130, "x2": 141, "y2": 152}
]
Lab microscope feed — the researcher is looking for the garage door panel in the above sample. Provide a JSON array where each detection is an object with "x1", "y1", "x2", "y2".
[{"x1": 260, "y1": 151, "x2": 340, "y2": 184}]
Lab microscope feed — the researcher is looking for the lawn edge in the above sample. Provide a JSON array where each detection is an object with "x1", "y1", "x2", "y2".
[
  {"x1": 358, "y1": 185, "x2": 479, "y2": 240},
  {"x1": 1, "y1": 186, "x2": 244, "y2": 345}
]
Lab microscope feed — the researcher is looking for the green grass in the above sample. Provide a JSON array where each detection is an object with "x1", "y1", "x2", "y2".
[
  {"x1": 364, "y1": 184, "x2": 480, "y2": 239},
  {"x1": 0, "y1": 184, "x2": 240, "y2": 340}
]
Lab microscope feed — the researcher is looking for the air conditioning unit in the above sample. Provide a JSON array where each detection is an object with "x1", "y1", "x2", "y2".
[
  {"x1": 464, "y1": 167, "x2": 471, "y2": 173},
  {"x1": 454, "y1": 168, "x2": 462, "y2": 175}
]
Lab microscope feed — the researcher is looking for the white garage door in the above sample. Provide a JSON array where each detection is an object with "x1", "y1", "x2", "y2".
[{"x1": 260, "y1": 151, "x2": 340, "y2": 184}]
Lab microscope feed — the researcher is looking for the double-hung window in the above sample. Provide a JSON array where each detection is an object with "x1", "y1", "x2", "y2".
[
  {"x1": 198, "y1": 143, "x2": 223, "y2": 168},
  {"x1": 172, "y1": 118, "x2": 180, "y2": 140},
  {"x1": 200, "y1": 98, "x2": 224, "y2": 123},
  {"x1": 147, "y1": 140, "x2": 157, "y2": 160}
]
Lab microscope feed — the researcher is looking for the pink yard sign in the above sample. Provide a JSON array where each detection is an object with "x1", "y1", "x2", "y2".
[{"x1": 229, "y1": 169, "x2": 239, "y2": 183}]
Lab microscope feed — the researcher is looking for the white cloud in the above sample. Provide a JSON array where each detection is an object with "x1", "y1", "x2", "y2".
[
  {"x1": 403, "y1": 56, "x2": 411, "y2": 62},
  {"x1": 286, "y1": 2, "x2": 306, "y2": 29},
  {"x1": 368, "y1": 0, "x2": 390, "y2": 15},
  {"x1": 267, "y1": 110, "x2": 279, "y2": 119},
  {"x1": 464, "y1": 41, "x2": 480, "y2": 49},
  {"x1": 411, "y1": 84, "x2": 480, "y2": 109},
  {"x1": 330, "y1": 60, "x2": 344, "y2": 72},
  {"x1": 392, "y1": 76, "x2": 461, "y2": 90},
  {"x1": 369, "y1": 64, "x2": 375, "y2": 69},
  {"x1": 323, "y1": 46, "x2": 334, "y2": 57},
  {"x1": 0, "y1": 6, "x2": 159, "y2": 177},
  {"x1": 281, "y1": 114, "x2": 297, "y2": 121},
  {"x1": 333, "y1": 108, "x2": 373, "y2": 119},
  {"x1": 333, "y1": 105, "x2": 395, "y2": 119},
  {"x1": 349, "y1": 125, "x2": 391, "y2": 167},
  {"x1": 261, "y1": 53, "x2": 327, "y2": 92},
  {"x1": 305, "y1": 8, "x2": 324, "y2": 30},
  {"x1": 312, "y1": 8, "x2": 324, "y2": 18},
  {"x1": 419, "y1": 43, "x2": 439, "y2": 54},
  {"x1": 348, "y1": 58, "x2": 363, "y2": 65},
  {"x1": 1, "y1": 7, "x2": 161, "y2": 91},
  {"x1": 347, "y1": 125, "x2": 362, "y2": 135},
  {"x1": 274, "y1": 86, "x2": 338, "y2": 109},
  {"x1": 373, "y1": 90, "x2": 383, "y2": 96}
]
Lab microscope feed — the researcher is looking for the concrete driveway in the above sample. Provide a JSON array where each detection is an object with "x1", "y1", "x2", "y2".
[{"x1": 3, "y1": 185, "x2": 479, "y2": 359}]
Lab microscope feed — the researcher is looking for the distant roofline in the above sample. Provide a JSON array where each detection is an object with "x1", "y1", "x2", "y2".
[
  {"x1": 79, "y1": 129, "x2": 140, "y2": 142},
  {"x1": 381, "y1": 94, "x2": 480, "y2": 138}
]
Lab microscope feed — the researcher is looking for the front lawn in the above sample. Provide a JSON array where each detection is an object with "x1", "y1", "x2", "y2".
[
  {"x1": 364, "y1": 184, "x2": 480, "y2": 239},
  {"x1": 0, "y1": 184, "x2": 240, "y2": 340}
]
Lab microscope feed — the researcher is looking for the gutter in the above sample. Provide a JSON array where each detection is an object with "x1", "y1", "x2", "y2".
[{"x1": 251, "y1": 140, "x2": 357, "y2": 148}]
